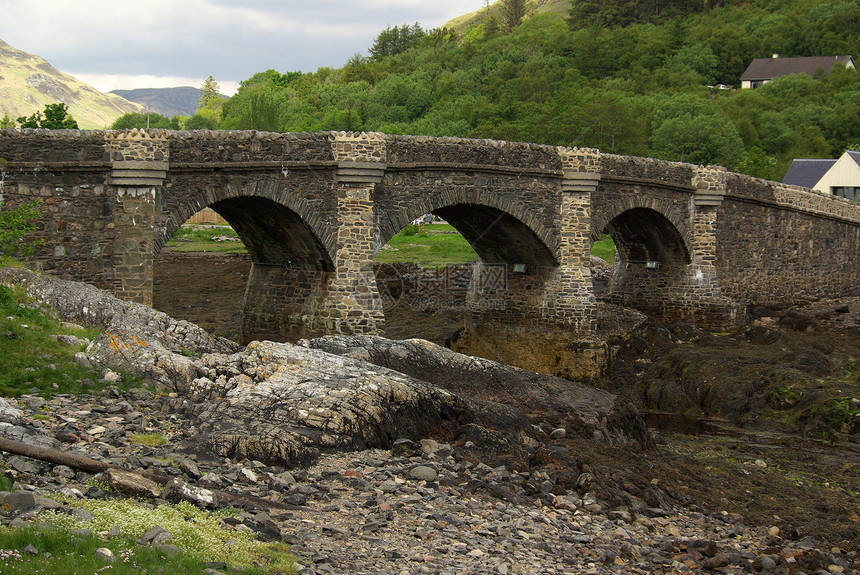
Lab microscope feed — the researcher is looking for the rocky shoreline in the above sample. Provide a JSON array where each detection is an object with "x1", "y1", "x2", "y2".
[
  {"x1": 1, "y1": 265, "x2": 859, "y2": 574},
  {"x1": 0, "y1": 388, "x2": 855, "y2": 574}
]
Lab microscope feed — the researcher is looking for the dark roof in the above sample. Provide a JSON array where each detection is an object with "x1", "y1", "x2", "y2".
[
  {"x1": 848, "y1": 150, "x2": 860, "y2": 167},
  {"x1": 782, "y1": 159, "x2": 837, "y2": 188},
  {"x1": 741, "y1": 55, "x2": 854, "y2": 81}
]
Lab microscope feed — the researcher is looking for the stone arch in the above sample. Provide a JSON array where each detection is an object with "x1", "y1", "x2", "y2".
[
  {"x1": 211, "y1": 197, "x2": 334, "y2": 271},
  {"x1": 600, "y1": 207, "x2": 691, "y2": 266},
  {"x1": 590, "y1": 195, "x2": 694, "y2": 259},
  {"x1": 155, "y1": 177, "x2": 335, "y2": 269},
  {"x1": 376, "y1": 190, "x2": 559, "y2": 267}
]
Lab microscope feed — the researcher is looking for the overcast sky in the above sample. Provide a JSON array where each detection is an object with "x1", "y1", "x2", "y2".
[{"x1": 0, "y1": 0, "x2": 486, "y2": 96}]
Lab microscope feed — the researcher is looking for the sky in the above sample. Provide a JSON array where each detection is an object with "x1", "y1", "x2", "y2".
[{"x1": 0, "y1": 0, "x2": 487, "y2": 96}]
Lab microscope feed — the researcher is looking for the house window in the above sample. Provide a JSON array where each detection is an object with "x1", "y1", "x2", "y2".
[{"x1": 833, "y1": 186, "x2": 859, "y2": 200}]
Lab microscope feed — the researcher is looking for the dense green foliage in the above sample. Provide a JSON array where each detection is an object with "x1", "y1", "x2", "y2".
[
  {"x1": 185, "y1": 1, "x2": 859, "y2": 179},
  {"x1": 16, "y1": 102, "x2": 78, "y2": 129},
  {"x1": 111, "y1": 112, "x2": 182, "y2": 129}
]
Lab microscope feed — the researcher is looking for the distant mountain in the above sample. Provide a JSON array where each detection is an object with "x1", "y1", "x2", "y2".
[
  {"x1": 0, "y1": 38, "x2": 144, "y2": 129},
  {"x1": 110, "y1": 87, "x2": 206, "y2": 118}
]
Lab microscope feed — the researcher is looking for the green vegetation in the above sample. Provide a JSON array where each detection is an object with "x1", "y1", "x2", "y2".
[
  {"x1": 0, "y1": 284, "x2": 125, "y2": 397},
  {"x1": 202, "y1": 0, "x2": 858, "y2": 180},
  {"x1": 0, "y1": 504, "x2": 293, "y2": 574},
  {"x1": 16, "y1": 102, "x2": 79, "y2": 129},
  {"x1": 374, "y1": 223, "x2": 478, "y2": 268},
  {"x1": 590, "y1": 233, "x2": 616, "y2": 263},
  {"x1": 111, "y1": 112, "x2": 182, "y2": 130},
  {"x1": 164, "y1": 224, "x2": 247, "y2": 254},
  {"x1": 129, "y1": 432, "x2": 168, "y2": 446},
  {"x1": 0, "y1": 199, "x2": 43, "y2": 259}
]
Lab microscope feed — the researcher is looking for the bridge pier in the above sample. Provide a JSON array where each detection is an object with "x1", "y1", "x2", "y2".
[
  {"x1": 106, "y1": 132, "x2": 170, "y2": 307},
  {"x1": 449, "y1": 149, "x2": 606, "y2": 379},
  {"x1": 318, "y1": 183, "x2": 385, "y2": 336}
]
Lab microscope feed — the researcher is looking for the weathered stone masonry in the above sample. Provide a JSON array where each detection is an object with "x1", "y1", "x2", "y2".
[{"x1": 3, "y1": 128, "x2": 860, "y2": 361}]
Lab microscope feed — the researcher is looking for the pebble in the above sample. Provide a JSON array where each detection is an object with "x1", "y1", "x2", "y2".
[{"x1": 0, "y1": 390, "x2": 856, "y2": 575}]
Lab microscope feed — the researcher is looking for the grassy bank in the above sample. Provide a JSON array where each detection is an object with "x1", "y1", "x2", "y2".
[
  {"x1": 0, "y1": 283, "x2": 123, "y2": 397},
  {"x1": 164, "y1": 222, "x2": 617, "y2": 268}
]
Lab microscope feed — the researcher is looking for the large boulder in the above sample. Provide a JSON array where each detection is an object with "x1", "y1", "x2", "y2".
[
  {"x1": 302, "y1": 335, "x2": 648, "y2": 446},
  {"x1": 180, "y1": 340, "x2": 474, "y2": 467}
]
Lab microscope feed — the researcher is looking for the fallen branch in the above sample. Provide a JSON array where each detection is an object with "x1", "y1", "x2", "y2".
[{"x1": 0, "y1": 436, "x2": 300, "y2": 512}]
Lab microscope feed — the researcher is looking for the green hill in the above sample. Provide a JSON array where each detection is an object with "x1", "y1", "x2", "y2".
[
  {"x1": 141, "y1": 1, "x2": 860, "y2": 180},
  {"x1": 0, "y1": 38, "x2": 143, "y2": 129}
]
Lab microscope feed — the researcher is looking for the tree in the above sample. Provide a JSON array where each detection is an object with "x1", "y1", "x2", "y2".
[
  {"x1": 369, "y1": 23, "x2": 426, "y2": 60},
  {"x1": 501, "y1": 0, "x2": 526, "y2": 32},
  {"x1": 111, "y1": 112, "x2": 178, "y2": 130},
  {"x1": 184, "y1": 113, "x2": 218, "y2": 130},
  {"x1": 17, "y1": 103, "x2": 78, "y2": 129},
  {"x1": 0, "y1": 114, "x2": 12, "y2": 128},
  {"x1": 196, "y1": 75, "x2": 224, "y2": 123}
]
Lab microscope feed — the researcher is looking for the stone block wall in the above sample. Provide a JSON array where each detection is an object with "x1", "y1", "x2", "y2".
[
  {"x1": 0, "y1": 130, "x2": 115, "y2": 289},
  {"x1": 240, "y1": 264, "x2": 331, "y2": 343},
  {"x1": 716, "y1": 175, "x2": 860, "y2": 307}
]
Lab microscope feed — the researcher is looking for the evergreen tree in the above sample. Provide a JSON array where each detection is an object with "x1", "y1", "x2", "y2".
[
  {"x1": 369, "y1": 24, "x2": 426, "y2": 60},
  {"x1": 501, "y1": 0, "x2": 526, "y2": 32},
  {"x1": 196, "y1": 75, "x2": 224, "y2": 123}
]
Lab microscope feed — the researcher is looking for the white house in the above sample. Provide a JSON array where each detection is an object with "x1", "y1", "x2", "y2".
[{"x1": 783, "y1": 151, "x2": 860, "y2": 200}]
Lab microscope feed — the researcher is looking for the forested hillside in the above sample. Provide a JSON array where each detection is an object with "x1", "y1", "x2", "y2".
[{"x1": 144, "y1": 0, "x2": 860, "y2": 180}]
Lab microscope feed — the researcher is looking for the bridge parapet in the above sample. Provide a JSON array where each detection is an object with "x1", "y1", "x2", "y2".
[{"x1": 725, "y1": 173, "x2": 860, "y2": 224}]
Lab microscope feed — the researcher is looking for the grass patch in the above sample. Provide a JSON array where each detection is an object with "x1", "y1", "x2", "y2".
[
  {"x1": 375, "y1": 223, "x2": 477, "y2": 268},
  {"x1": 0, "y1": 520, "x2": 292, "y2": 574},
  {"x1": 164, "y1": 225, "x2": 247, "y2": 254},
  {"x1": 591, "y1": 234, "x2": 615, "y2": 263},
  {"x1": 0, "y1": 284, "x2": 131, "y2": 397},
  {"x1": 37, "y1": 499, "x2": 294, "y2": 573},
  {"x1": 129, "y1": 432, "x2": 167, "y2": 447}
]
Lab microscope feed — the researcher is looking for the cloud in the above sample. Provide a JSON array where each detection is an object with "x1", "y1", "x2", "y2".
[{"x1": 0, "y1": 0, "x2": 485, "y2": 92}]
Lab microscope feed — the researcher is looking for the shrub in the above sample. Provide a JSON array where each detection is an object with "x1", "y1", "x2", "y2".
[{"x1": 0, "y1": 199, "x2": 43, "y2": 259}]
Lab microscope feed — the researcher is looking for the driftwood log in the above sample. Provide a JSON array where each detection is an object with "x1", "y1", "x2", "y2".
[{"x1": 0, "y1": 436, "x2": 299, "y2": 512}]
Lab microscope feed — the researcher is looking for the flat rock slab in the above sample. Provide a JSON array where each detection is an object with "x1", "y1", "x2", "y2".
[
  {"x1": 303, "y1": 335, "x2": 645, "y2": 444},
  {"x1": 1, "y1": 267, "x2": 645, "y2": 468},
  {"x1": 183, "y1": 340, "x2": 474, "y2": 467}
]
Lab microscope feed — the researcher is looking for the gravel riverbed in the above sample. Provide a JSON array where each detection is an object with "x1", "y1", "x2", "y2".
[{"x1": 1, "y1": 389, "x2": 857, "y2": 575}]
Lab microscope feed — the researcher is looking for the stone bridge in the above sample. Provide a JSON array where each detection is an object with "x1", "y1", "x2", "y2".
[{"x1": 2, "y1": 129, "x2": 859, "y2": 374}]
